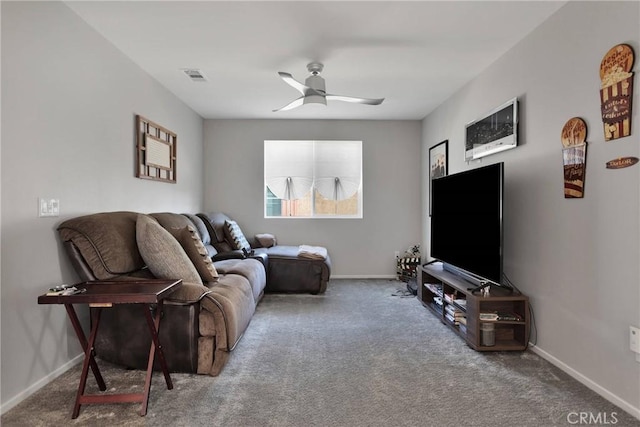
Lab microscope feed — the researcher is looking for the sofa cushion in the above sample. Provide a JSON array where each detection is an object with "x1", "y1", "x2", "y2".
[
  {"x1": 136, "y1": 214, "x2": 203, "y2": 285},
  {"x1": 149, "y1": 216, "x2": 218, "y2": 282},
  {"x1": 182, "y1": 214, "x2": 214, "y2": 248},
  {"x1": 179, "y1": 225, "x2": 219, "y2": 283},
  {"x1": 151, "y1": 212, "x2": 217, "y2": 258},
  {"x1": 224, "y1": 220, "x2": 251, "y2": 252},
  {"x1": 213, "y1": 258, "x2": 266, "y2": 302}
]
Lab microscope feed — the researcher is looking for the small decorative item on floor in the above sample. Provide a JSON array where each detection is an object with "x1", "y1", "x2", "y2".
[
  {"x1": 393, "y1": 246, "x2": 419, "y2": 297},
  {"x1": 599, "y1": 44, "x2": 634, "y2": 141},
  {"x1": 396, "y1": 245, "x2": 421, "y2": 283},
  {"x1": 561, "y1": 117, "x2": 588, "y2": 198}
]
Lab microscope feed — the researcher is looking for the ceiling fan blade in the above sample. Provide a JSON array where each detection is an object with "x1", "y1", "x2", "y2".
[
  {"x1": 325, "y1": 94, "x2": 385, "y2": 105},
  {"x1": 273, "y1": 96, "x2": 306, "y2": 112},
  {"x1": 278, "y1": 72, "x2": 309, "y2": 95}
]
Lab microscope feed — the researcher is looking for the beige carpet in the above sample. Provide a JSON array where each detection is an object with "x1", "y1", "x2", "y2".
[{"x1": 2, "y1": 279, "x2": 638, "y2": 426}]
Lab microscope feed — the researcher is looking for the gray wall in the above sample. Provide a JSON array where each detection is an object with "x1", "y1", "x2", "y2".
[
  {"x1": 421, "y1": 1, "x2": 639, "y2": 417},
  {"x1": 204, "y1": 119, "x2": 422, "y2": 277},
  {"x1": 1, "y1": 2, "x2": 204, "y2": 410}
]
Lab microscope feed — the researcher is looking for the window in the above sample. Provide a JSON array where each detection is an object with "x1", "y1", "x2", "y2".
[{"x1": 264, "y1": 140, "x2": 363, "y2": 218}]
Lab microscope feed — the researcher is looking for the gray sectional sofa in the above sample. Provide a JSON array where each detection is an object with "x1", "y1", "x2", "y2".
[{"x1": 57, "y1": 211, "x2": 331, "y2": 375}]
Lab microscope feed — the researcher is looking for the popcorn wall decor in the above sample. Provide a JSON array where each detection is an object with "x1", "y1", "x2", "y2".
[
  {"x1": 599, "y1": 44, "x2": 634, "y2": 141},
  {"x1": 561, "y1": 117, "x2": 588, "y2": 198},
  {"x1": 605, "y1": 157, "x2": 639, "y2": 169}
]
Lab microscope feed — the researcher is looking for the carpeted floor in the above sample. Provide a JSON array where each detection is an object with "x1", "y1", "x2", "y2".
[{"x1": 2, "y1": 279, "x2": 638, "y2": 426}]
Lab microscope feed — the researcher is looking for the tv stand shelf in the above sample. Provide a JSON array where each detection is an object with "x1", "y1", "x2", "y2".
[{"x1": 418, "y1": 263, "x2": 529, "y2": 351}]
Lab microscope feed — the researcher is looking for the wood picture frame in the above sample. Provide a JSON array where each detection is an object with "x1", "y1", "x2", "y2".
[
  {"x1": 429, "y1": 140, "x2": 448, "y2": 216},
  {"x1": 135, "y1": 115, "x2": 177, "y2": 183},
  {"x1": 465, "y1": 98, "x2": 518, "y2": 161}
]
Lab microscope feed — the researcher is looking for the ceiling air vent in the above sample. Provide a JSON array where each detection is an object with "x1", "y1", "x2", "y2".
[{"x1": 182, "y1": 68, "x2": 208, "y2": 82}]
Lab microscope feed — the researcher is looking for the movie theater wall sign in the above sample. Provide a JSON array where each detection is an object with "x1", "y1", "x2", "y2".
[
  {"x1": 561, "y1": 117, "x2": 588, "y2": 199},
  {"x1": 605, "y1": 157, "x2": 639, "y2": 169},
  {"x1": 599, "y1": 44, "x2": 634, "y2": 141}
]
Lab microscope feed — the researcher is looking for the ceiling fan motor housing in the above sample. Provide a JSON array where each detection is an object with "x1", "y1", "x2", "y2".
[
  {"x1": 304, "y1": 74, "x2": 327, "y2": 105},
  {"x1": 304, "y1": 75, "x2": 326, "y2": 93}
]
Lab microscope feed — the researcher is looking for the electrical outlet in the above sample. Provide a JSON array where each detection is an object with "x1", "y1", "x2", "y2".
[
  {"x1": 38, "y1": 198, "x2": 60, "y2": 217},
  {"x1": 630, "y1": 326, "x2": 640, "y2": 353}
]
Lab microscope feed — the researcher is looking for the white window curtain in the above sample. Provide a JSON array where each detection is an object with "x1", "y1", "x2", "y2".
[
  {"x1": 264, "y1": 140, "x2": 314, "y2": 200},
  {"x1": 314, "y1": 140, "x2": 362, "y2": 201}
]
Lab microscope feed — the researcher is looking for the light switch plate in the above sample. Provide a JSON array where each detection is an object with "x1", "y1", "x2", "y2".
[{"x1": 38, "y1": 198, "x2": 59, "y2": 217}]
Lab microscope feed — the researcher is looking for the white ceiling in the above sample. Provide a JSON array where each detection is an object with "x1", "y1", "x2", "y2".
[{"x1": 65, "y1": 1, "x2": 566, "y2": 120}]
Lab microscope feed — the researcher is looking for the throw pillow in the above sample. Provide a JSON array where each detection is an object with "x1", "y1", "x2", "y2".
[
  {"x1": 179, "y1": 225, "x2": 219, "y2": 283},
  {"x1": 255, "y1": 233, "x2": 277, "y2": 248},
  {"x1": 136, "y1": 215, "x2": 202, "y2": 285},
  {"x1": 224, "y1": 220, "x2": 251, "y2": 252}
]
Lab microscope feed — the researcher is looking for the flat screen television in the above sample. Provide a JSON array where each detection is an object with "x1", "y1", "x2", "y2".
[{"x1": 430, "y1": 162, "x2": 504, "y2": 287}]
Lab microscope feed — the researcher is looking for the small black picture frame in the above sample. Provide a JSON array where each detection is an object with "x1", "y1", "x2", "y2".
[{"x1": 429, "y1": 140, "x2": 448, "y2": 216}]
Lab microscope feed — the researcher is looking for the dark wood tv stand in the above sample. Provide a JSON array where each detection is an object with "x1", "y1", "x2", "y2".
[{"x1": 418, "y1": 263, "x2": 530, "y2": 351}]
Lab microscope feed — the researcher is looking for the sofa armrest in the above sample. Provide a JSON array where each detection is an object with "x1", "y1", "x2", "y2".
[
  {"x1": 252, "y1": 233, "x2": 277, "y2": 249},
  {"x1": 165, "y1": 282, "x2": 211, "y2": 304}
]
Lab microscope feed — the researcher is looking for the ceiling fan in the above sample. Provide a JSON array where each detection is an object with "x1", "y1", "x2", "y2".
[{"x1": 273, "y1": 62, "x2": 384, "y2": 112}]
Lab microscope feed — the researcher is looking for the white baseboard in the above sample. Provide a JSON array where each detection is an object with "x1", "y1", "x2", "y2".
[
  {"x1": 331, "y1": 274, "x2": 398, "y2": 279},
  {"x1": 1, "y1": 353, "x2": 83, "y2": 415},
  {"x1": 529, "y1": 344, "x2": 640, "y2": 421}
]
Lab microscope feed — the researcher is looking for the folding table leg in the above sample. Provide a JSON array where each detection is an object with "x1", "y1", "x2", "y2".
[
  {"x1": 64, "y1": 305, "x2": 106, "y2": 391},
  {"x1": 71, "y1": 307, "x2": 102, "y2": 419},
  {"x1": 140, "y1": 301, "x2": 173, "y2": 416}
]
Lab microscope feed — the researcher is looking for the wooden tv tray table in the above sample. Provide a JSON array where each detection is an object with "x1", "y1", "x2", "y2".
[{"x1": 37, "y1": 279, "x2": 182, "y2": 418}]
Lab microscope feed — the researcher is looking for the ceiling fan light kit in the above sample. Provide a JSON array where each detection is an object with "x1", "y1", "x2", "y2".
[
  {"x1": 273, "y1": 62, "x2": 384, "y2": 112},
  {"x1": 304, "y1": 94, "x2": 327, "y2": 106}
]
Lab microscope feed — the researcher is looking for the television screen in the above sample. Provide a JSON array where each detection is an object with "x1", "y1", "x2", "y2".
[{"x1": 430, "y1": 162, "x2": 504, "y2": 285}]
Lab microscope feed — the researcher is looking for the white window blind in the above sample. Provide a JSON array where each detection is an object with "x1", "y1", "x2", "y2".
[
  {"x1": 314, "y1": 140, "x2": 362, "y2": 201},
  {"x1": 264, "y1": 140, "x2": 314, "y2": 200},
  {"x1": 264, "y1": 140, "x2": 362, "y2": 218}
]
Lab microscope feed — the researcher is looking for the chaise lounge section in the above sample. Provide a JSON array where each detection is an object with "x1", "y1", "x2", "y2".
[{"x1": 197, "y1": 212, "x2": 332, "y2": 294}]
